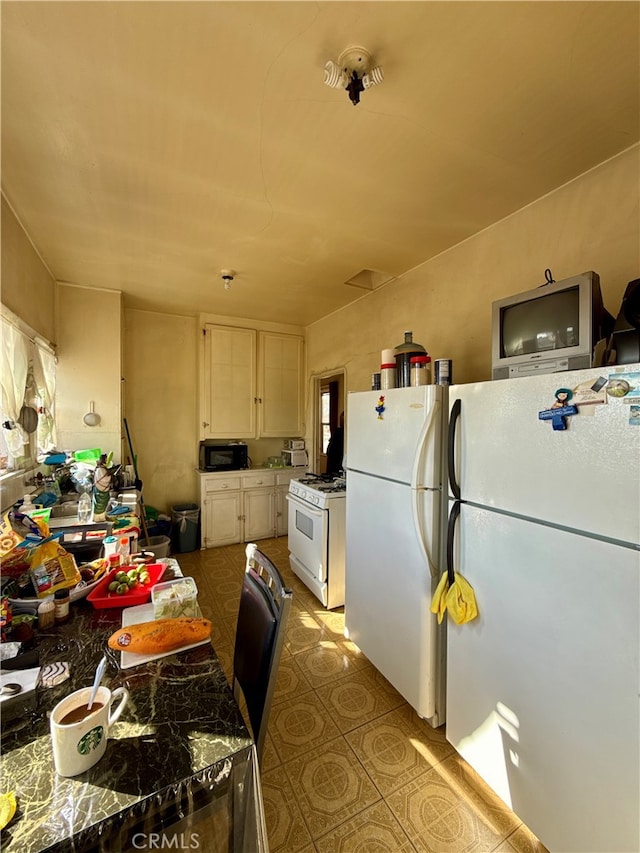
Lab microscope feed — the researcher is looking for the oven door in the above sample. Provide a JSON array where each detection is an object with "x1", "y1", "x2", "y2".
[{"x1": 286, "y1": 493, "x2": 328, "y2": 582}]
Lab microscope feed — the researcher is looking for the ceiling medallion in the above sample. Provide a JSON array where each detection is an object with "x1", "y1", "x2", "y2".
[{"x1": 323, "y1": 46, "x2": 384, "y2": 106}]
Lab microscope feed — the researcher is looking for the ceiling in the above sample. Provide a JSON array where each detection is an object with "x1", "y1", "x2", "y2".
[{"x1": 2, "y1": 2, "x2": 638, "y2": 327}]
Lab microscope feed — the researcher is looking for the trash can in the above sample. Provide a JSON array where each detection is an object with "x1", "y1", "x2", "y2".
[{"x1": 171, "y1": 503, "x2": 200, "y2": 553}]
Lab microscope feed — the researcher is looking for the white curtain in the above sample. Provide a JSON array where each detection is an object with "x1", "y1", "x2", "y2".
[
  {"x1": 33, "y1": 343, "x2": 57, "y2": 452},
  {"x1": 0, "y1": 319, "x2": 29, "y2": 455}
]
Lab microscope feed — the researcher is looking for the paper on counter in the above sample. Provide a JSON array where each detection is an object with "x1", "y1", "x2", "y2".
[{"x1": 0, "y1": 667, "x2": 41, "y2": 703}]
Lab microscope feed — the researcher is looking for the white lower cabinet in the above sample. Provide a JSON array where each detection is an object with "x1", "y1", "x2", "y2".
[
  {"x1": 275, "y1": 486, "x2": 289, "y2": 537},
  {"x1": 202, "y1": 490, "x2": 243, "y2": 548},
  {"x1": 243, "y1": 488, "x2": 275, "y2": 541},
  {"x1": 199, "y1": 469, "x2": 300, "y2": 548},
  {"x1": 275, "y1": 470, "x2": 298, "y2": 537}
]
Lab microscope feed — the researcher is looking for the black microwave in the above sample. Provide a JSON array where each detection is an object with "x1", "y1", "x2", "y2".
[{"x1": 199, "y1": 441, "x2": 249, "y2": 472}]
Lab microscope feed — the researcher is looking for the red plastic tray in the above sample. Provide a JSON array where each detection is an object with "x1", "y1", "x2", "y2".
[{"x1": 86, "y1": 563, "x2": 166, "y2": 609}]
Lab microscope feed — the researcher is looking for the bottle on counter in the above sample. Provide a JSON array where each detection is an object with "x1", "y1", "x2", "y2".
[
  {"x1": 92, "y1": 455, "x2": 112, "y2": 520},
  {"x1": 77, "y1": 491, "x2": 93, "y2": 523},
  {"x1": 103, "y1": 535, "x2": 119, "y2": 561},
  {"x1": 410, "y1": 355, "x2": 432, "y2": 386},
  {"x1": 394, "y1": 331, "x2": 427, "y2": 388},
  {"x1": 20, "y1": 494, "x2": 37, "y2": 516},
  {"x1": 116, "y1": 536, "x2": 131, "y2": 563}
]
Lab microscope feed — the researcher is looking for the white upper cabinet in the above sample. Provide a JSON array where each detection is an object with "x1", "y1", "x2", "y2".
[
  {"x1": 201, "y1": 325, "x2": 257, "y2": 439},
  {"x1": 200, "y1": 324, "x2": 304, "y2": 439},
  {"x1": 258, "y1": 331, "x2": 304, "y2": 437}
]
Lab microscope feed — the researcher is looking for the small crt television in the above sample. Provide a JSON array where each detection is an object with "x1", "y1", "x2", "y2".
[{"x1": 491, "y1": 271, "x2": 613, "y2": 379}]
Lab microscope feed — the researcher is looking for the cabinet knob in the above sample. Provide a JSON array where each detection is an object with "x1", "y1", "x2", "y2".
[
  {"x1": 222, "y1": 484, "x2": 228, "y2": 489},
  {"x1": 202, "y1": 422, "x2": 209, "y2": 428}
]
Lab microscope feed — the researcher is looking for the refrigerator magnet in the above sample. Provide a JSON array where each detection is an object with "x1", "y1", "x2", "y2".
[
  {"x1": 571, "y1": 378, "x2": 607, "y2": 407},
  {"x1": 606, "y1": 371, "x2": 639, "y2": 402},
  {"x1": 375, "y1": 396, "x2": 385, "y2": 419},
  {"x1": 539, "y1": 388, "x2": 578, "y2": 430}
]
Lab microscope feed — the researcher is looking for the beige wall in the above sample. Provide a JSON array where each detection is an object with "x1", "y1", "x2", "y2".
[
  {"x1": 1, "y1": 196, "x2": 56, "y2": 342},
  {"x1": 124, "y1": 308, "x2": 198, "y2": 514},
  {"x1": 55, "y1": 284, "x2": 123, "y2": 461},
  {"x1": 306, "y1": 145, "x2": 640, "y2": 400},
  {"x1": 4, "y1": 146, "x2": 638, "y2": 513}
]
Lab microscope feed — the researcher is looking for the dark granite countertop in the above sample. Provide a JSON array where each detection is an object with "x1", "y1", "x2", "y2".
[{"x1": 1, "y1": 592, "x2": 254, "y2": 853}]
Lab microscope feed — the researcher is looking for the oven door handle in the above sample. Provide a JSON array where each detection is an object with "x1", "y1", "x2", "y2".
[{"x1": 285, "y1": 494, "x2": 325, "y2": 519}]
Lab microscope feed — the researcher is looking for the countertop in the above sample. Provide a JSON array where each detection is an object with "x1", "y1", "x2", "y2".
[{"x1": 1, "y1": 567, "x2": 259, "y2": 853}]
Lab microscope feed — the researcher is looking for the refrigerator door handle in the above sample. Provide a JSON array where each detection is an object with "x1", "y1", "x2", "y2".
[
  {"x1": 411, "y1": 484, "x2": 438, "y2": 579},
  {"x1": 448, "y1": 398, "x2": 461, "y2": 500},
  {"x1": 411, "y1": 398, "x2": 441, "y2": 489},
  {"x1": 446, "y1": 500, "x2": 461, "y2": 586}
]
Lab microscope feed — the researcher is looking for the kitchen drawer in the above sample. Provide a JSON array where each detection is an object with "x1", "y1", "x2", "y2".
[
  {"x1": 240, "y1": 472, "x2": 275, "y2": 490},
  {"x1": 204, "y1": 476, "x2": 241, "y2": 494}
]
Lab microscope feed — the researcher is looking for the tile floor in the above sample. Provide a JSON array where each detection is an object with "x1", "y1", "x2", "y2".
[{"x1": 178, "y1": 538, "x2": 549, "y2": 853}]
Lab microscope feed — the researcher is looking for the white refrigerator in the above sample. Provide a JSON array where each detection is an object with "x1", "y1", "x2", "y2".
[
  {"x1": 344, "y1": 384, "x2": 446, "y2": 725},
  {"x1": 446, "y1": 364, "x2": 640, "y2": 853}
]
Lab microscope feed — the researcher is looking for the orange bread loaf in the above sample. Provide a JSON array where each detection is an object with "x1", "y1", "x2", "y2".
[{"x1": 108, "y1": 617, "x2": 212, "y2": 654}]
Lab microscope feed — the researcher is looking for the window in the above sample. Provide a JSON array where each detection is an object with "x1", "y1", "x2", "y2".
[
  {"x1": 320, "y1": 389, "x2": 331, "y2": 454},
  {"x1": 0, "y1": 312, "x2": 56, "y2": 471}
]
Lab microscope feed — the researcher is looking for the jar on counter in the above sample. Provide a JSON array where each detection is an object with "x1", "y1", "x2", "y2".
[
  {"x1": 380, "y1": 363, "x2": 396, "y2": 390},
  {"x1": 410, "y1": 355, "x2": 432, "y2": 386},
  {"x1": 54, "y1": 588, "x2": 70, "y2": 624},
  {"x1": 38, "y1": 599, "x2": 55, "y2": 629}
]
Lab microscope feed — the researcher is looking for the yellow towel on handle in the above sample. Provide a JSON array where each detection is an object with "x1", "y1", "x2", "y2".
[
  {"x1": 430, "y1": 570, "x2": 479, "y2": 625},
  {"x1": 445, "y1": 572, "x2": 478, "y2": 625},
  {"x1": 430, "y1": 572, "x2": 450, "y2": 624}
]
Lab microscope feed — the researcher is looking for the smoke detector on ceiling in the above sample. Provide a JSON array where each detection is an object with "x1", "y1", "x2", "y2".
[{"x1": 323, "y1": 46, "x2": 384, "y2": 106}]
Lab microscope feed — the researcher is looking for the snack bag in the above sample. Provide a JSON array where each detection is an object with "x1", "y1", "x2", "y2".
[
  {"x1": 30, "y1": 546, "x2": 80, "y2": 598},
  {"x1": 24, "y1": 531, "x2": 81, "y2": 598},
  {"x1": 0, "y1": 513, "x2": 22, "y2": 559}
]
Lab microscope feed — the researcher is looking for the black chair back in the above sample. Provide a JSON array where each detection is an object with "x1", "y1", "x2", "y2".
[{"x1": 233, "y1": 544, "x2": 292, "y2": 761}]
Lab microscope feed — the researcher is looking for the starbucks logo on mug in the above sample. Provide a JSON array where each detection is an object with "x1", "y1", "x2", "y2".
[{"x1": 77, "y1": 725, "x2": 104, "y2": 755}]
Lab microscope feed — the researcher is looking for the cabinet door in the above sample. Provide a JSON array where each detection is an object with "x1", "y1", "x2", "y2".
[
  {"x1": 202, "y1": 491, "x2": 242, "y2": 548},
  {"x1": 243, "y1": 488, "x2": 275, "y2": 542},
  {"x1": 202, "y1": 325, "x2": 256, "y2": 438},
  {"x1": 274, "y1": 470, "x2": 297, "y2": 537},
  {"x1": 275, "y1": 485, "x2": 289, "y2": 536},
  {"x1": 258, "y1": 332, "x2": 304, "y2": 437}
]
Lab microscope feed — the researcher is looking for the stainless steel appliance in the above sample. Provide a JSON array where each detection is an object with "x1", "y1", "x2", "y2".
[{"x1": 286, "y1": 474, "x2": 346, "y2": 609}]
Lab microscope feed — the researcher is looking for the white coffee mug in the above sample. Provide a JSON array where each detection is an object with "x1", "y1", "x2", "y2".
[{"x1": 50, "y1": 684, "x2": 129, "y2": 777}]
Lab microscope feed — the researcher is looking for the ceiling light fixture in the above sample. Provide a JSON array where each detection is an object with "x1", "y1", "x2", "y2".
[
  {"x1": 221, "y1": 269, "x2": 235, "y2": 290},
  {"x1": 323, "y1": 46, "x2": 383, "y2": 106}
]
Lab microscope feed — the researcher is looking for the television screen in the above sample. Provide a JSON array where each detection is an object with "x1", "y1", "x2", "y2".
[{"x1": 501, "y1": 286, "x2": 580, "y2": 358}]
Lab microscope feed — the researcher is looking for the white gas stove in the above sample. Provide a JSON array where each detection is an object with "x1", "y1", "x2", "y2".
[
  {"x1": 286, "y1": 473, "x2": 346, "y2": 609},
  {"x1": 288, "y1": 474, "x2": 346, "y2": 507}
]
